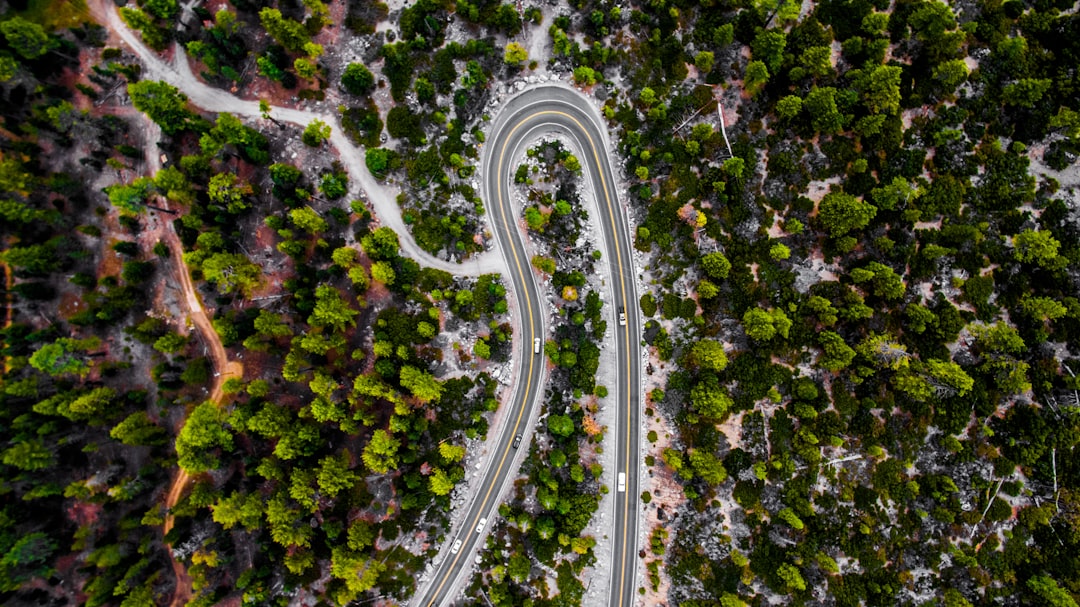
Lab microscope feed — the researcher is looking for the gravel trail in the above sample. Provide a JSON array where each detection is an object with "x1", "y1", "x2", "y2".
[{"x1": 87, "y1": 0, "x2": 506, "y2": 278}]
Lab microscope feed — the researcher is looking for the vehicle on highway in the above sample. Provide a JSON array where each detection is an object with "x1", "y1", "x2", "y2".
[
  {"x1": 618, "y1": 306, "x2": 626, "y2": 326},
  {"x1": 513, "y1": 434, "x2": 522, "y2": 449},
  {"x1": 475, "y1": 517, "x2": 487, "y2": 533},
  {"x1": 617, "y1": 472, "x2": 626, "y2": 492},
  {"x1": 533, "y1": 337, "x2": 541, "y2": 353},
  {"x1": 450, "y1": 539, "x2": 462, "y2": 554}
]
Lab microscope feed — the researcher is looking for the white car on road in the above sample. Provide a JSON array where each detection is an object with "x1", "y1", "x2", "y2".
[{"x1": 475, "y1": 517, "x2": 487, "y2": 533}]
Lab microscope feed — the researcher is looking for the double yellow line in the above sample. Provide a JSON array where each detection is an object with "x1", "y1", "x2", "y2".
[{"x1": 425, "y1": 105, "x2": 634, "y2": 607}]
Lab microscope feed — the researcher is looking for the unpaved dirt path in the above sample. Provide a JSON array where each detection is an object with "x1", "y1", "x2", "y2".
[
  {"x1": 86, "y1": 0, "x2": 506, "y2": 279},
  {"x1": 127, "y1": 113, "x2": 244, "y2": 607},
  {"x1": 80, "y1": 2, "x2": 508, "y2": 603}
]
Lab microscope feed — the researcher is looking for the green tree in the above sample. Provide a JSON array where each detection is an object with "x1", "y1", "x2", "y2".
[
  {"x1": 933, "y1": 59, "x2": 969, "y2": 93},
  {"x1": 778, "y1": 563, "x2": 807, "y2": 592},
  {"x1": 701, "y1": 252, "x2": 732, "y2": 280},
  {"x1": 639, "y1": 87, "x2": 658, "y2": 107},
  {"x1": 689, "y1": 449, "x2": 728, "y2": 485},
  {"x1": 573, "y1": 65, "x2": 597, "y2": 86},
  {"x1": 548, "y1": 414, "x2": 575, "y2": 437},
  {"x1": 0, "y1": 241, "x2": 61, "y2": 274},
  {"x1": 361, "y1": 226, "x2": 400, "y2": 260},
  {"x1": 110, "y1": 411, "x2": 167, "y2": 446},
  {"x1": 1, "y1": 440, "x2": 54, "y2": 471},
  {"x1": 258, "y1": 8, "x2": 310, "y2": 52},
  {"x1": 142, "y1": 0, "x2": 179, "y2": 20},
  {"x1": 153, "y1": 332, "x2": 187, "y2": 354},
  {"x1": 302, "y1": 119, "x2": 331, "y2": 147},
  {"x1": 852, "y1": 65, "x2": 902, "y2": 114},
  {"x1": 362, "y1": 429, "x2": 400, "y2": 473},
  {"x1": 309, "y1": 285, "x2": 358, "y2": 332},
  {"x1": 290, "y1": 206, "x2": 327, "y2": 235},
  {"x1": 212, "y1": 491, "x2": 264, "y2": 531},
  {"x1": 201, "y1": 252, "x2": 261, "y2": 296},
  {"x1": 909, "y1": 0, "x2": 963, "y2": 63},
  {"x1": 1020, "y1": 296, "x2": 1068, "y2": 322},
  {"x1": 29, "y1": 337, "x2": 99, "y2": 377},
  {"x1": 852, "y1": 261, "x2": 905, "y2": 300},
  {"x1": 694, "y1": 50, "x2": 715, "y2": 74},
  {"x1": 689, "y1": 340, "x2": 729, "y2": 371},
  {"x1": 819, "y1": 331, "x2": 855, "y2": 372},
  {"x1": 818, "y1": 192, "x2": 877, "y2": 236},
  {"x1": 804, "y1": 87, "x2": 844, "y2": 134},
  {"x1": 207, "y1": 172, "x2": 253, "y2": 213},
  {"x1": 799, "y1": 46, "x2": 833, "y2": 78},
  {"x1": 1, "y1": 16, "x2": 53, "y2": 59},
  {"x1": 320, "y1": 172, "x2": 348, "y2": 200},
  {"x1": 698, "y1": 279, "x2": 720, "y2": 299},
  {"x1": 1003, "y1": 79, "x2": 1053, "y2": 109},
  {"x1": 104, "y1": 177, "x2": 155, "y2": 214},
  {"x1": 776, "y1": 95, "x2": 803, "y2": 120},
  {"x1": 439, "y1": 442, "x2": 466, "y2": 463},
  {"x1": 1013, "y1": 230, "x2": 1064, "y2": 268},
  {"x1": 128, "y1": 81, "x2": 195, "y2": 135},
  {"x1": 1027, "y1": 575, "x2": 1078, "y2": 607},
  {"x1": 266, "y1": 492, "x2": 312, "y2": 547},
  {"x1": 751, "y1": 29, "x2": 787, "y2": 73},
  {"x1": 399, "y1": 365, "x2": 443, "y2": 403},
  {"x1": 504, "y1": 42, "x2": 528, "y2": 65},
  {"x1": 68, "y1": 387, "x2": 117, "y2": 420},
  {"x1": 926, "y1": 359, "x2": 974, "y2": 397},
  {"x1": 429, "y1": 467, "x2": 454, "y2": 495},
  {"x1": 317, "y1": 452, "x2": 357, "y2": 498},
  {"x1": 155, "y1": 166, "x2": 195, "y2": 206},
  {"x1": 176, "y1": 402, "x2": 234, "y2": 473},
  {"x1": 777, "y1": 507, "x2": 805, "y2": 530},
  {"x1": 742, "y1": 307, "x2": 792, "y2": 341},
  {"x1": 508, "y1": 553, "x2": 531, "y2": 583},
  {"x1": 691, "y1": 374, "x2": 733, "y2": 419},
  {"x1": 745, "y1": 60, "x2": 770, "y2": 97},
  {"x1": 254, "y1": 310, "x2": 292, "y2": 338},
  {"x1": 370, "y1": 261, "x2": 395, "y2": 285},
  {"x1": 341, "y1": 62, "x2": 375, "y2": 95},
  {"x1": 329, "y1": 547, "x2": 385, "y2": 605},
  {"x1": 0, "y1": 532, "x2": 55, "y2": 581}
]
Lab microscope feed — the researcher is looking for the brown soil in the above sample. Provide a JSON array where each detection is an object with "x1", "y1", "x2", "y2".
[
  {"x1": 150, "y1": 204, "x2": 243, "y2": 607},
  {"x1": 57, "y1": 291, "x2": 87, "y2": 319}
]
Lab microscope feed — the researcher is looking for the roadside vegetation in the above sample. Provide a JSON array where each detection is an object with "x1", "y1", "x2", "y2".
[
  {"x1": 462, "y1": 138, "x2": 609, "y2": 606},
  {"x1": 0, "y1": 2, "x2": 515, "y2": 606},
  {"x1": 535, "y1": 0, "x2": 1080, "y2": 605},
  {"x1": 2, "y1": 0, "x2": 1080, "y2": 606}
]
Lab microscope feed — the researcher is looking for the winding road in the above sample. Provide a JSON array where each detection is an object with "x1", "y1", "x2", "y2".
[
  {"x1": 86, "y1": 0, "x2": 504, "y2": 279},
  {"x1": 90, "y1": 2, "x2": 640, "y2": 603},
  {"x1": 413, "y1": 85, "x2": 642, "y2": 607}
]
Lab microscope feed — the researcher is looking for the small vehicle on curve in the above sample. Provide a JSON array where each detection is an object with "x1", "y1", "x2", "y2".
[
  {"x1": 618, "y1": 306, "x2": 626, "y2": 326},
  {"x1": 533, "y1": 337, "x2": 541, "y2": 354}
]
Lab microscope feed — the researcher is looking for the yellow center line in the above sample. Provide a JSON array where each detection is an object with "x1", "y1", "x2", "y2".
[
  {"x1": 424, "y1": 113, "x2": 539, "y2": 607},
  {"x1": 425, "y1": 105, "x2": 635, "y2": 607}
]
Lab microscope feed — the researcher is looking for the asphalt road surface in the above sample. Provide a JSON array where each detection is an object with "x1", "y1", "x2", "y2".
[{"x1": 413, "y1": 84, "x2": 641, "y2": 607}]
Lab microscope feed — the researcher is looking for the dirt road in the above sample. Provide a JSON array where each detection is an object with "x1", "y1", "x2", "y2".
[
  {"x1": 127, "y1": 114, "x2": 244, "y2": 607},
  {"x1": 79, "y1": 1, "x2": 508, "y2": 602},
  {"x1": 85, "y1": 0, "x2": 505, "y2": 279}
]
